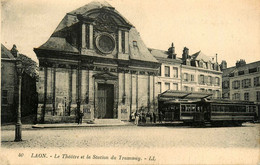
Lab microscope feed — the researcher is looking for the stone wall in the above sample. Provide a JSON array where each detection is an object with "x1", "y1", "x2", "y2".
[{"x1": 37, "y1": 66, "x2": 157, "y2": 123}]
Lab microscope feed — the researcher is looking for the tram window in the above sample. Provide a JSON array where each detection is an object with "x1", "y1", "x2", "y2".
[
  {"x1": 216, "y1": 105, "x2": 220, "y2": 112},
  {"x1": 249, "y1": 106, "x2": 252, "y2": 112},
  {"x1": 249, "y1": 106, "x2": 256, "y2": 112},
  {"x1": 181, "y1": 105, "x2": 185, "y2": 112},
  {"x1": 196, "y1": 106, "x2": 200, "y2": 112},
  {"x1": 220, "y1": 106, "x2": 225, "y2": 112},
  {"x1": 241, "y1": 106, "x2": 246, "y2": 112},
  {"x1": 224, "y1": 106, "x2": 229, "y2": 112},
  {"x1": 186, "y1": 105, "x2": 190, "y2": 112},
  {"x1": 234, "y1": 106, "x2": 238, "y2": 112},
  {"x1": 192, "y1": 106, "x2": 196, "y2": 112},
  {"x1": 212, "y1": 105, "x2": 215, "y2": 112},
  {"x1": 246, "y1": 106, "x2": 249, "y2": 112}
]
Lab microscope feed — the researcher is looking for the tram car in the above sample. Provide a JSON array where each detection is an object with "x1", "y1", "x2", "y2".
[{"x1": 158, "y1": 90, "x2": 257, "y2": 126}]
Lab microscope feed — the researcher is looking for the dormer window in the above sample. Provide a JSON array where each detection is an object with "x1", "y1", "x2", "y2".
[
  {"x1": 199, "y1": 61, "x2": 203, "y2": 68},
  {"x1": 133, "y1": 41, "x2": 137, "y2": 47}
]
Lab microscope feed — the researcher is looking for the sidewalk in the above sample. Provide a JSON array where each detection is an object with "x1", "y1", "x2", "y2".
[{"x1": 32, "y1": 121, "x2": 134, "y2": 128}]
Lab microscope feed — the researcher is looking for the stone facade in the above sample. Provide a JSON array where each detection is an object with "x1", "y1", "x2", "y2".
[
  {"x1": 1, "y1": 44, "x2": 37, "y2": 123},
  {"x1": 150, "y1": 45, "x2": 222, "y2": 98},
  {"x1": 222, "y1": 60, "x2": 260, "y2": 120},
  {"x1": 34, "y1": 1, "x2": 160, "y2": 123},
  {"x1": 1, "y1": 44, "x2": 17, "y2": 123}
]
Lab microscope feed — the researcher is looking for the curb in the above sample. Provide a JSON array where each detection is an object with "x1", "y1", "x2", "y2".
[{"x1": 32, "y1": 123, "x2": 135, "y2": 129}]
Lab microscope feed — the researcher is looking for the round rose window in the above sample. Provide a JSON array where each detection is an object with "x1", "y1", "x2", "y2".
[{"x1": 96, "y1": 34, "x2": 115, "y2": 54}]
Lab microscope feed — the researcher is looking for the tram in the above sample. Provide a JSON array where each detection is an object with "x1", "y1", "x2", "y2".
[{"x1": 158, "y1": 90, "x2": 257, "y2": 126}]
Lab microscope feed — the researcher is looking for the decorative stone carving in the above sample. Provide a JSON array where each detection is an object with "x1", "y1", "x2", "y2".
[{"x1": 93, "y1": 12, "x2": 118, "y2": 33}]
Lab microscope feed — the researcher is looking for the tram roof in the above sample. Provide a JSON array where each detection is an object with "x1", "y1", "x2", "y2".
[
  {"x1": 202, "y1": 99, "x2": 255, "y2": 105},
  {"x1": 159, "y1": 90, "x2": 212, "y2": 100}
]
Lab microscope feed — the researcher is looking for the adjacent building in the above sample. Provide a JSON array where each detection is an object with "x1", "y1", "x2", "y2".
[
  {"x1": 150, "y1": 44, "x2": 222, "y2": 99},
  {"x1": 1, "y1": 44, "x2": 38, "y2": 123},
  {"x1": 222, "y1": 60, "x2": 260, "y2": 120}
]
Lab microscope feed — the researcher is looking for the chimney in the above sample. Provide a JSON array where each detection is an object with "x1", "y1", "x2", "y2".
[
  {"x1": 220, "y1": 60, "x2": 227, "y2": 70},
  {"x1": 167, "y1": 42, "x2": 176, "y2": 59},
  {"x1": 236, "y1": 59, "x2": 246, "y2": 67},
  {"x1": 215, "y1": 53, "x2": 218, "y2": 63},
  {"x1": 182, "y1": 47, "x2": 189, "y2": 61},
  {"x1": 10, "y1": 44, "x2": 18, "y2": 58}
]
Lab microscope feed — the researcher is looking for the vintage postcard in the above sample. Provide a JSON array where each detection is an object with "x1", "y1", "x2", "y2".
[{"x1": 1, "y1": 0, "x2": 260, "y2": 164}]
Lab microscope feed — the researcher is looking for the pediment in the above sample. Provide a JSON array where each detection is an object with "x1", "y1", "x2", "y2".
[
  {"x1": 80, "y1": 8, "x2": 132, "y2": 29},
  {"x1": 93, "y1": 72, "x2": 118, "y2": 80}
]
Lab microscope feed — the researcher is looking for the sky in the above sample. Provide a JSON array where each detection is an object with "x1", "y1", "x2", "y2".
[{"x1": 1, "y1": 0, "x2": 260, "y2": 67}]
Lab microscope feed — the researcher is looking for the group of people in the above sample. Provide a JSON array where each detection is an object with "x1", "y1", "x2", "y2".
[{"x1": 133, "y1": 110, "x2": 164, "y2": 125}]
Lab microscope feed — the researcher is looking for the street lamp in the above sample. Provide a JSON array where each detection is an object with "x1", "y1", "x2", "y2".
[{"x1": 15, "y1": 59, "x2": 24, "y2": 142}]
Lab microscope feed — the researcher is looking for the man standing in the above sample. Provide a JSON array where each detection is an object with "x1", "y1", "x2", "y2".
[{"x1": 134, "y1": 111, "x2": 139, "y2": 125}]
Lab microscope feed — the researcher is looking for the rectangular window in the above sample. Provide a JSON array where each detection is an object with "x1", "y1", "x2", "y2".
[
  {"x1": 172, "y1": 83, "x2": 178, "y2": 91},
  {"x1": 199, "y1": 75, "x2": 205, "y2": 84},
  {"x1": 223, "y1": 81, "x2": 229, "y2": 89},
  {"x1": 229, "y1": 73, "x2": 234, "y2": 77},
  {"x1": 238, "y1": 70, "x2": 244, "y2": 75},
  {"x1": 2, "y1": 90, "x2": 8, "y2": 104},
  {"x1": 216, "y1": 90, "x2": 221, "y2": 99},
  {"x1": 165, "y1": 83, "x2": 170, "y2": 91},
  {"x1": 208, "y1": 76, "x2": 212, "y2": 85},
  {"x1": 165, "y1": 66, "x2": 170, "y2": 77},
  {"x1": 184, "y1": 73, "x2": 188, "y2": 82},
  {"x1": 190, "y1": 87, "x2": 194, "y2": 91},
  {"x1": 215, "y1": 77, "x2": 220, "y2": 86},
  {"x1": 249, "y1": 67, "x2": 257, "y2": 73},
  {"x1": 184, "y1": 86, "x2": 189, "y2": 91},
  {"x1": 242, "y1": 79, "x2": 251, "y2": 88},
  {"x1": 232, "y1": 93, "x2": 240, "y2": 100},
  {"x1": 158, "y1": 67, "x2": 161, "y2": 76},
  {"x1": 232, "y1": 80, "x2": 240, "y2": 89},
  {"x1": 190, "y1": 74, "x2": 194, "y2": 82},
  {"x1": 244, "y1": 93, "x2": 249, "y2": 101},
  {"x1": 257, "y1": 91, "x2": 260, "y2": 101},
  {"x1": 254, "y1": 77, "x2": 260, "y2": 87},
  {"x1": 158, "y1": 82, "x2": 162, "y2": 94},
  {"x1": 172, "y1": 67, "x2": 178, "y2": 78}
]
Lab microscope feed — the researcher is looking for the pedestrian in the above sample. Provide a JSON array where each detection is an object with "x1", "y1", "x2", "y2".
[
  {"x1": 159, "y1": 111, "x2": 163, "y2": 123},
  {"x1": 153, "y1": 112, "x2": 157, "y2": 123},
  {"x1": 134, "y1": 111, "x2": 139, "y2": 125},
  {"x1": 77, "y1": 108, "x2": 84, "y2": 124},
  {"x1": 149, "y1": 112, "x2": 153, "y2": 123}
]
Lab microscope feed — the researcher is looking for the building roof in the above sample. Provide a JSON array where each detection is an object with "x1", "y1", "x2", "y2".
[
  {"x1": 36, "y1": 0, "x2": 157, "y2": 63},
  {"x1": 38, "y1": 37, "x2": 79, "y2": 53},
  {"x1": 1, "y1": 44, "x2": 15, "y2": 60},
  {"x1": 128, "y1": 29, "x2": 158, "y2": 63},
  {"x1": 191, "y1": 51, "x2": 215, "y2": 63},
  {"x1": 222, "y1": 60, "x2": 260, "y2": 77},
  {"x1": 149, "y1": 48, "x2": 182, "y2": 63}
]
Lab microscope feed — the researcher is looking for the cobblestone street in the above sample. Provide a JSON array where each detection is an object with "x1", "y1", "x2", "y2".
[{"x1": 1, "y1": 123, "x2": 259, "y2": 149}]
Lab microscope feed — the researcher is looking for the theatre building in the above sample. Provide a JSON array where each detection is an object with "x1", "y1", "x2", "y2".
[{"x1": 34, "y1": 1, "x2": 160, "y2": 123}]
